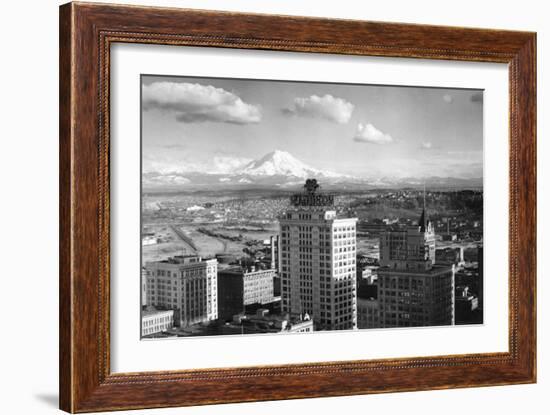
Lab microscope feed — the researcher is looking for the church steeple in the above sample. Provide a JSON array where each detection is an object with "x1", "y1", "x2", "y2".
[
  {"x1": 419, "y1": 183, "x2": 428, "y2": 232},
  {"x1": 419, "y1": 208, "x2": 427, "y2": 232}
]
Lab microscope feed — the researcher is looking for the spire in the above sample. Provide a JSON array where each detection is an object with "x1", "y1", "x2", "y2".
[
  {"x1": 419, "y1": 208, "x2": 427, "y2": 232},
  {"x1": 419, "y1": 183, "x2": 427, "y2": 232},
  {"x1": 423, "y1": 182, "x2": 426, "y2": 211}
]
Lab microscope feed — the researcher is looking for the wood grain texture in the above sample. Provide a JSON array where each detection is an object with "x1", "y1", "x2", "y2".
[
  {"x1": 59, "y1": 3, "x2": 73, "y2": 411},
  {"x1": 59, "y1": 2, "x2": 537, "y2": 413}
]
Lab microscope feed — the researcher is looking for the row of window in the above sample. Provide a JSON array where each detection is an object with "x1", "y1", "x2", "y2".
[{"x1": 142, "y1": 316, "x2": 172, "y2": 327}]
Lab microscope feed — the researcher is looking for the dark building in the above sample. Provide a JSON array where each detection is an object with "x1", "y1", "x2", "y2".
[
  {"x1": 217, "y1": 266, "x2": 277, "y2": 321},
  {"x1": 454, "y1": 253, "x2": 482, "y2": 317},
  {"x1": 357, "y1": 280, "x2": 378, "y2": 299},
  {"x1": 357, "y1": 297, "x2": 381, "y2": 329},
  {"x1": 478, "y1": 245, "x2": 484, "y2": 311},
  {"x1": 270, "y1": 235, "x2": 279, "y2": 272},
  {"x1": 455, "y1": 285, "x2": 482, "y2": 325},
  {"x1": 435, "y1": 247, "x2": 464, "y2": 266},
  {"x1": 273, "y1": 275, "x2": 281, "y2": 297}
]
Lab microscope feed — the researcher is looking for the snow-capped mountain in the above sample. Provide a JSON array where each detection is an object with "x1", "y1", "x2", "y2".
[
  {"x1": 142, "y1": 150, "x2": 482, "y2": 191},
  {"x1": 237, "y1": 150, "x2": 342, "y2": 179}
]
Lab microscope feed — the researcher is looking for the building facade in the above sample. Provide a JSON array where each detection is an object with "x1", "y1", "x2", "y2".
[
  {"x1": 144, "y1": 255, "x2": 218, "y2": 327},
  {"x1": 455, "y1": 284, "x2": 482, "y2": 325},
  {"x1": 141, "y1": 267, "x2": 147, "y2": 307},
  {"x1": 478, "y1": 245, "x2": 484, "y2": 311},
  {"x1": 217, "y1": 267, "x2": 277, "y2": 321},
  {"x1": 357, "y1": 297, "x2": 381, "y2": 329},
  {"x1": 141, "y1": 309, "x2": 174, "y2": 336},
  {"x1": 279, "y1": 179, "x2": 358, "y2": 331},
  {"x1": 269, "y1": 235, "x2": 279, "y2": 271},
  {"x1": 377, "y1": 209, "x2": 454, "y2": 327}
]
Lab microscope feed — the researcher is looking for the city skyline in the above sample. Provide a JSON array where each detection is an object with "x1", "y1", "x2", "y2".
[
  {"x1": 141, "y1": 75, "x2": 484, "y2": 339},
  {"x1": 141, "y1": 179, "x2": 483, "y2": 338},
  {"x1": 142, "y1": 75, "x2": 483, "y2": 183}
]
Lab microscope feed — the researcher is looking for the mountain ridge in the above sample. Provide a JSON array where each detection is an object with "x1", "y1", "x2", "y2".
[{"x1": 142, "y1": 150, "x2": 482, "y2": 190}]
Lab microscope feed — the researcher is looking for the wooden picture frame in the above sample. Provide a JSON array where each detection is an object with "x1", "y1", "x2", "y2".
[{"x1": 59, "y1": 2, "x2": 536, "y2": 412}]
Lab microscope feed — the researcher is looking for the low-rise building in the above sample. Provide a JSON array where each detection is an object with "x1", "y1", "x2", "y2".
[
  {"x1": 441, "y1": 233, "x2": 457, "y2": 241},
  {"x1": 436, "y1": 247, "x2": 464, "y2": 266},
  {"x1": 142, "y1": 234, "x2": 158, "y2": 246},
  {"x1": 455, "y1": 285, "x2": 481, "y2": 324},
  {"x1": 232, "y1": 309, "x2": 314, "y2": 334},
  {"x1": 141, "y1": 309, "x2": 174, "y2": 336}
]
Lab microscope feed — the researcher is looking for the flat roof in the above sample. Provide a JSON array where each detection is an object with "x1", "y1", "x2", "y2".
[
  {"x1": 142, "y1": 309, "x2": 174, "y2": 317},
  {"x1": 378, "y1": 263, "x2": 453, "y2": 276}
]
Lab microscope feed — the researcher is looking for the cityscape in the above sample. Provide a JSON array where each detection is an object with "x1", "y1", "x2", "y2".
[{"x1": 140, "y1": 75, "x2": 483, "y2": 339}]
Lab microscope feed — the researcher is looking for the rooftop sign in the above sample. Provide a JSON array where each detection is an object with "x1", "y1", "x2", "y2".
[
  {"x1": 291, "y1": 179, "x2": 334, "y2": 207},
  {"x1": 290, "y1": 194, "x2": 335, "y2": 207}
]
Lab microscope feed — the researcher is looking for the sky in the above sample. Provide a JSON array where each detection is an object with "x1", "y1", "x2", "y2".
[{"x1": 141, "y1": 75, "x2": 483, "y2": 179}]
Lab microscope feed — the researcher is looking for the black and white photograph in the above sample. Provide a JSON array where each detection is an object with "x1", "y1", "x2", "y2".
[
  {"x1": 140, "y1": 75, "x2": 484, "y2": 339},
  {"x1": 2, "y1": 0, "x2": 544, "y2": 414}
]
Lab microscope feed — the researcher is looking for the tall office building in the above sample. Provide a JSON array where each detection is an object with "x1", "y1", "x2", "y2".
[
  {"x1": 144, "y1": 255, "x2": 218, "y2": 327},
  {"x1": 377, "y1": 208, "x2": 454, "y2": 327},
  {"x1": 279, "y1": 179, "x2": 358, "y2": 331}
]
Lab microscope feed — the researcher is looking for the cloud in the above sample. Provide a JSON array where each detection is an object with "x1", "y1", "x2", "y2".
[
  {"x1": 470, "y1": 91, "x2": 483, "y2": 103},
  {"x1": 443, "y1": 94, "x2": 453, "y2": 104},
  {"x1": 142, "y1": 82, "x2": 261, "y2": 124},
  {"x1": 142, "y1": 171, "x2": 191, "y2": 187},
  {"x1": 283, "y1": 94, "x2": 354, "y2": 124},
  {"x1": 143, "y1": 152, "x2": 253, "y2": 175},
  {"x1": 212, "y1": 156, "x2": 252, "y2": 174},
  {"x1": 353, "y1": 123, "x2": 394, "y2": 144},
  {"x1": 142, "y1": 153, "x2": 204, "y2": 174},
  {"x1": 159, "y1": 143, "x2": 186, "y2": 150},
  {"x1": 421, "y1": 141, "x2": 433, "y2": 150}
]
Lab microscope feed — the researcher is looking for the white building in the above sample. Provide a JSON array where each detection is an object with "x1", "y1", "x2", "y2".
[
  {"x1": 144, "y1": 255, "x2": 218, "y2": 327},
  {"x1": 141, "y1": 309, "x2": 174, "y2": 336},
  {"x1": 142, "y1": 235, "x2": 158, "y2": 246},
  {"x1": 186, "y1": 205, "x2": 205, "y2": 212},
  {"x1": 279, "y1": 179, "x2": 358, "y2": 331}
]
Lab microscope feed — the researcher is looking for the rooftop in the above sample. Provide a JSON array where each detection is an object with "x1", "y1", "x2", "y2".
[
  {"x1": 149, "y1": 255, "x2": 217, "y2": 266},
  {"x1": 378, "y1": 263, "x2": 453, "y2": 275},
  {"x1": 142, "y1": 308, "x2": 174, "y2": 317}
]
